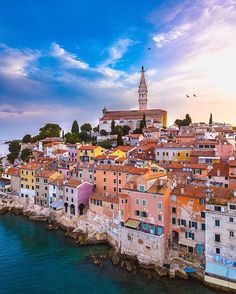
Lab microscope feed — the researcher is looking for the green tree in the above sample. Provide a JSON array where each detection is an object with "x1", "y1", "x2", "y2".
[
  {"x1": 174, "y1": 119, "x2": 182, "y2": 128},
  {"x1": 117, "y1": 130, "x2": 124, "y2": 146},
  {"x1": 100, "y1": 129, "x2": 108, "y2": 136},
  {"x1": 39, "y1": 123, "x2": 61, "y2": 139},
  {"x1": 78, "y1": 131, "x2": 91, "y2": 143},
  {"x1": 209, "y1": 113, "x2": 213, "y2": 125},
  {"x1": 22, "y1": 134, "x2": 32, "y2": 143},
  {"x1": 111, "y1": 120, "x2": 116, "y2": 134},
  {"x1": 71, "y1": 120, "x2": 79, "y2": 135},
  {"x1": 80, "y1": 123, "x2": 92, "y2": 133},
  {"x1": 142, "y1": 113, "x2": 147, "y2": 128},
  {"x1": 65, "y1": 132, "x2": 78, "y2": 144},
  {"x1": 93, "y1": 125, "x2": 99, "y2": 132},
  {"x1": 174, "y1": 114, "x2": 192, "y2": 127},
  {"x1": 99, "y1": 139, "x2": 113, "y2": 149},
  {"x1": 7, "y1": 152, "x2": 18, "y2": 164},
  {"x1": 132, "y1": 128, "x2": 141, "y2": 134},
  {"x1": 9, "y1": 140, "x2": 21, "y2": 154},
  {"x1": 31, "y1": 135, "x2": 40, "y2": 143},
  {"x1": 122, "y1": 125, "x2": 131, "y2": 136},
  {"x1": 20, "y1": 148, "x2": 32, "y2": 162}
]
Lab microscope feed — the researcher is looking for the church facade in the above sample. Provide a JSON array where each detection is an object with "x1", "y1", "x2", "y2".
[{"x1": 99, "y1": 67, "x2": 167, "y2": 133}]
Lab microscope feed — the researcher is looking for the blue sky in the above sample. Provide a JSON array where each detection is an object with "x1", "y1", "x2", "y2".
[{"x1": 1, "y1": 0, "x2": 236, "y2": 139}]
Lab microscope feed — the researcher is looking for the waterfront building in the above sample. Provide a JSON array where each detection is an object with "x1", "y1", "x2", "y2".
[
  {"x1": 58, "y1": 161, "x2": 77, "y2": 180},
  {"x1": 35, "y1": 170, "x2": 63, "y2": 207},
  {"x1": 5, "y1": 167, "x2": 20, "y2": 195},
  {"x1": 48, "y1": 178, "x2": 65, "y2": 210},
  {"x1": 94, "y1": 165, "x2": 149, "y2": 197},
  {"x1": 20, "y1": 163, "x2": 41, "y2": 199},
  {"x1": 63, "y1": 179, "x2": 93, "y2": 216},
  {"x1": 99, "y1": 67, "x2": 167, "y2": 133},
  {"x1": 71, "y1": 163, "x2": 94, "y2": 184},
  {"x1": 205, "y1": 189, "x2": 236, "y2": 291}
]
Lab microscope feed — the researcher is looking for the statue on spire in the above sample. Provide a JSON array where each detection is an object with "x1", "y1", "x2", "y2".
[{"x1": 138, "y1": 66, "x2": 148, "y2": 110}]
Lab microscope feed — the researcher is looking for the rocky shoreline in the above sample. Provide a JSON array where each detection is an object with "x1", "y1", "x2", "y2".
[{"x1": 0, "y1": 200, "x2": 234, "y2": 293}]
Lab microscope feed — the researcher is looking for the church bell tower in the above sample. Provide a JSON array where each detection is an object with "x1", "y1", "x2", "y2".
[{"x1": 138, "y1": 66, "x2": 148, "y2": 110}]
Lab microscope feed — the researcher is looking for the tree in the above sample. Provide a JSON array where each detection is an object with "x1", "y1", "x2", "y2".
[
  {"x1": 80, "y1": 123, "x2": 92, "y2": 133},
  {"x1": 174, "y1": 119, "x2": 182, "y2": 128},
  {"x1": 111, "y1": 120, "x2": 116, "y2": 134},
  {"x1": 99, "y1": 139, "x2": 113, "y2": 149},
  {"x1": 139, "y1": 120, "x2": 145, "y2": 132},
  {"x1": 93, "y1": 125, "x2": 99, "y2": 133},
  {"x1": 20, "y1": 148, "x2": 32, "y2": 162},
  {"x1": 7, "y1": 152, "x2": 18, "y2": 164},
  {"x1": 65, "y1": 132, "x2": 78, "y2": 144},
  {"x1": 22, "y1": 134, "x2": 31, "y2": 143},
  {"x1": 62, "y1": 130, "x2": 65, "y2": 140},
  {"x1": 9, "y1": 140, "x2": 21, "y2": 154},
  {"x1": 122, "y1": 125, "x2": 131, "y2": 136},
  {"x1": 209, "y1": 113, "x2": 213, "y2": 125},
  {"x1": 100, "y1": 129, "x2": 108, "y2": 136},
  {"x1": 71, "y1": 120, "x2": 79, "y2": 135},
  {"x1": 132, "y1": 128, "x2": 141, "y2": 134},
  {"x1": 174, "y1": 114, "x2": 192, "y2": 127},
  {"x1": 185, "y1": 114, "x2": 192, "y2": 125},
  {"x1": 117, "y1": 130, "x2": 124, "y2": 146},
  {"x1": 39, "y1": 123, "x2": 61, "y2": 139},
  {"x1": 78, "y1": 131, "x2": 91, "y2": 143},
  {"x1": 142, "y1": 114, "x2": 147, "y2": 128}
]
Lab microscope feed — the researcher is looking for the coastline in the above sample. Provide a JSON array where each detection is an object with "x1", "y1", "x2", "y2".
[{"x1": 0, "y1": 197, "x2": 233, "y2": 293}]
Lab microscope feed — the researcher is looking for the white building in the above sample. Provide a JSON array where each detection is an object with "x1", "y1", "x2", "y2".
[{"x1": 205, "y1": 190, "x2": 236, "y2": 291}]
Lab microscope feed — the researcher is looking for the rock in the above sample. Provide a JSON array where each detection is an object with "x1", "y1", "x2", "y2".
[
  {"x1": 125, "y1": 260, "x2": 133, "y2": 272},
  {"x1": 169, "y1": 269, "x2": 176, "y2": 278},
  {"x1": 47, "y1": 224, "x2": 53, "y2": 231},
  {"x1": 111, "y1": 252, "x2": 120, "y2": 265},
  {"x1": 176, "y1": 269, "x2": 188, "y2": 280}
]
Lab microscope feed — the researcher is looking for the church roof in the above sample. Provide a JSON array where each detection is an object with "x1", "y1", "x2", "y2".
[{"x1": 100, "y1": 109, "x2": 166, "y2": 121}]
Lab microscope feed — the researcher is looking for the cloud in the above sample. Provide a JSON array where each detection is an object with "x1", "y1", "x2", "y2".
[
  {"x1": 0, "y1": 44, "x2": 39, "y2": 76},
  {"x1": 50, "y1": 42, "x2": 89, "y2": 69}
]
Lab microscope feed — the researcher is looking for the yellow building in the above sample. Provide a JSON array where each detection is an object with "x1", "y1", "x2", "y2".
[
  {"x1": 78, "y1": 145, "x2": 104, "y2": 164},
  {"x1": 20, "y1": 163, "x2": 41, "y2": 198},
  {"x1": 110, "y1": 146, "x2": 136, "y2": 158},
  {"x1": 156, "y1": 143, "x2": 193, "y2": 164}
]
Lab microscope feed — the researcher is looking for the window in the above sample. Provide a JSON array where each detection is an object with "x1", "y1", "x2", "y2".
[
  {"x1": 113, "y1": 179, "x2": 116, "y2": 183},
  {"x1": 119, "y1": 188, "x2": 121, "y2": 193},
  {"x1": 214, "y1": 206, "x2": 222, "y2": 212},
  {"x1": 136, "y1": 199, "x2": 140, "y2": 205},
  {"x1": 215, "y1": 219, "x2": 220, "y2": 227},
  {"x1": 103, "y1": 186, "x2": 106, "y2": 191},
  {"x1": 180, "y1": 219, "x2": 186, "y2": 227},
  {"x1": 199, "y1": 199, "x2": 205, "y2": 205},
  {"x1": 135, "y1": 210, "x2": 140, "y2": 216},
  {"x1": 158, "y1": 215, "x2": 162, "y2": 221},
  {"x1": 185, "y1": 232, "x2": 195, "y2": 240},
  {"x1": 216, "y1": 248, "x2": 220, "y2": 254},
  {"x1": 119, "y1": 179, "x2": 121, "y2": 184},
  {"x1": 111, "y1": 204, "x2": 114, "y2": 210},
  {"x1": 229, "y1": 217, "x2": 234, "y2": 223},
  {"x1": 71, "y1": 189, "x2": 73, "y2": 193},
  {"x1": 141, "y1": 211, "x2": 147, "y2": 217},
  {"x1": 125, "y1": 199, "x2": 128, "y2": 204},
  {"x1": 201, "y1": 223, "x2": 205, "y2": 231},
  {"x1": 230, "y1": 231, "x2": 234, "y2": 237},
  {"x1": 201, "y1": 212, "x2": 205, "y2": 218},
  {"x1": 215, "y1": 234, "x2": 221, "y2": 243},
  {"x1": 104, "y1": 178, "x2": 106, "y2": 182},
  {"x1": 157, "y1": 203, "x2": 162, "y2": 209},
  {"x1": 189, "y1": 221, "x2": 197, "y2": 229},
  {"x1": 172, "y1": 207, "x2": 176, "y2": 213},
  {"x1": 139, "y1": 185, "x2": 145, "y2": 192},
  {"x1": 71, "y1": 198, "x2": 74, "y2": 203},
  {"x1": 142, "y1": 200, "x2": 147, "y2": 206},
  {"x1": 172, "y1": 217, "x2": 176, "y2": 225},
  {"x1": 229, "y1": 204, "x2": 236, "y2": 210},
  {"x1": 114, "y1": 187, "x2": 116, "y2": 192}
]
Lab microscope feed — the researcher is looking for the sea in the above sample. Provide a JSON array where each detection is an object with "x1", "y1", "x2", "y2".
[{"x1": 0, "y1": 215, "x2": 223, "y2": 294}]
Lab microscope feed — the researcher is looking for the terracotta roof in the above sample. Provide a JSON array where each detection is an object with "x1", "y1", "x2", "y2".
[
  {"x1": 90, "y1": 193, "x2": 119, "y2": 204},
  {"x1": 167, "y1": 162, "x2": 208, "y2": 170},
  {"x1": 129, "y1": 134, "x2": 143, "y2": 138},
  {"x1": 229, "y1": 160, "x2": 236, "y2": 167},
  {"x1": 95, "y1": 164, "x2": 149, "y2": 175},
  {"x1": 20, "y1": 163, "x2": 41, "y2": 170},
  {"x1": 157, "y1": 142, "x2": 194, "y2": 149},
  {"x1": 65, "y1": 179, "x2": 82, "y2": 188},
  {"x1": 52, "y1": 149, "x2": 67, "y2": 155},
  {"x1": 36, "y1": 170, "x2": 56, "y2": 178},
  {"x1": 6, "y1": 167, "x2": 20, "y2": 176},
  {"x1": 49, "y1": 178, "x2": 65, "y2": 186},
  {"x1": 100, "y1": 109, "x2": 167, "y2": 121},
  {"x1": 190, "y1": 150, "x2": 216, "y2": 157},
  {"x1": 95, "y1": 155, "x2": 118, "y2": 160},
  {"x1": 208, "y1": 163, "x2": 229, "y2": 177},
  {"x1": 119, "y1": 193, "x2": 129, "y2": 199},
  {"x1": 79, "y1": 145, "x2": 99, "y2": 151}
]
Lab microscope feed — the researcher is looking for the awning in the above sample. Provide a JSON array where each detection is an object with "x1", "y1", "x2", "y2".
[
  {"x1": 125, "y1": 218, "x2": 140, "y2": 229},
  {"x1": 178, "y1": 239, "x2": 196, "y2": 248}
]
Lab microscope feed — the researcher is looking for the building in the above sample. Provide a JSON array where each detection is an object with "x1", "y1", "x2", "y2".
[
  {"x1": 78, "y1": 145, "x2": 104, "y2": 164},
  {"x1": 63, "y1": 179, "x2": 93, "y2": 216},
  {"x1": 205, "y1": 189, "x2": 236, "y2": 291},
  {"x1": 48, "y1": 178, "x2": 65, "y2": 210},
  {"x1": 5, "y1": 167, "x2": 20, "y2": 195},
  {"x1": 20, "y1": 163, "x2": 41, "y2": 199},
  {"x1": 99, "y1": 67, "x2": 167, "y2": 133}
]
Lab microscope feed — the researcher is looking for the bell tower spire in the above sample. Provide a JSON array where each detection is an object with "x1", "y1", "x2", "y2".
[{"x1": 138, "y1": 66, "x2": 148, "y2": 110}]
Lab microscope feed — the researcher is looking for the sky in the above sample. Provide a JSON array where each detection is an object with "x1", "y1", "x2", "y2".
[{"x1": 0, "y1": 0, "x2": 236, "y2": 139}]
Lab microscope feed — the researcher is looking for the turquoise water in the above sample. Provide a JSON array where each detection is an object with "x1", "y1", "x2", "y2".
[{"x1": 0, "y1": 215, "x2": 222, "y2": 294}]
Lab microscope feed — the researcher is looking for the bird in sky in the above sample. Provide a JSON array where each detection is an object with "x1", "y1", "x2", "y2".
[
  {"x1": 187, "y1": 94, "x2": 190, "y2": 98},
  {"x1": 193, "y1": 93, "x2": 197, "y2": 97}
]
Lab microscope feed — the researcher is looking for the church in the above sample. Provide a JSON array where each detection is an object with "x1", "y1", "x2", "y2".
[{"x1": 99, "y1": 67, "x2": 167, "y2": 133}]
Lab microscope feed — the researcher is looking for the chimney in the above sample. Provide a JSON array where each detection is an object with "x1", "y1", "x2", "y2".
[{"x1": 180, "y1": 186, "x2": 185, "y2": 195}]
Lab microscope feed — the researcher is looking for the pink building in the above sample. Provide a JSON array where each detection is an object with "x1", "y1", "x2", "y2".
[
  {"x1": 67, "y1": 144, "x2": 78, "y2": 162},
  {"x1": 58, "y1": 161, "x2": 77, "y2": 180},
  {"x1": 64, "y1": 179, "x2": 93, "y2": 216},
  {"x1": 120, "y1": 172, "x2": 171, "y2": 241}
]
